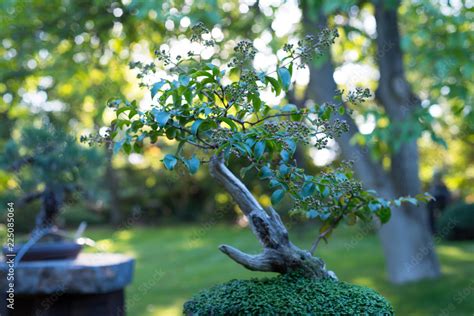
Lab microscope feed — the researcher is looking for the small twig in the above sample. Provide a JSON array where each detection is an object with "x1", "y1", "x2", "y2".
[
  {"x1": 174, "y1": 125, "x2": 217, "y2": 149},
  {"x1": 309, "y1": 215, "x2": 342, "y2": 255},
  {"x1": 246, "y1": 110, "x2": 307, "y2": 126}
]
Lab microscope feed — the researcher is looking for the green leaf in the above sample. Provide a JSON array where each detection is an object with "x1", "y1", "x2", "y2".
[
  {"x1": 317, "y1": 184, "x2": 330, "y2": 198},
  {"x1": 335, "y1": 173, "x2": 347, "y2": 182},
  {"x1": 116, "y1": 106, "x2": 130, "y2": 116},
  {"x1": 260, "y1": 166, "x2": 273, "y2": 179},
  {"x1": 123, "y1": 142, "x2": 132, "y2": 154},
  {"x1": 277, "y1": 67, "x2": 291, "y2": 90},
  {"x1": 219, "y1": 117, "x2": 238, "y2": 130},
  {"x1": 184, "y1": 155, "x2": 200, "y2": 174},
  {"x1": 251, "y1": 94, "x2": 261, "y2": 112},
  {"x1": 163, "y1": 154, "x2": 178, "y2": 170},
  {"x1": 240, "y1": 164, "x2": 254, "y2": 178},
  {"x1": 416, "y1": 193, "x2": 435, "y2": 203},
  {"x1": 285, "y1": 139, "x2": 297, "y2": 154},
  {"x1": 133, "y1": 142, "x2": 142, "y2": 153},
  {"x1": 376, "y1": 207, "x2": 391, "y2": 224},
  {"x1": 269, "y1": 179, "x2": 281, "y2": 188},
  {"x1": 254, "y1": 141, "x2": 266, "y2": 159},
  {"x1": 184, "y1": 89, "x2": 193, "y2": 104},
  {"x1": 179, "y1": 74, "x2": 191, "y2": 86},
  {"x1": 151, "y1": 81, "x2": 166, "y2": 98},
  {"x1": 368, "y1": 201, "x2": 381, "y2": 213},
  {"x1": 279, "y1": 164, "x2": 290, "y2": 176},
  {"x1": 281, "y1": 104, "x2": 297, "y2": 112},
  {"x1": 291, "y1": 113, "x2": 303, "y2": 121},
  {"x1": 280, "y1": 150, "x2": 290, "y2": 162},
  {"x1": 165, "y1": 127, "x2": 177, "y2": 140},
  {"x1": 307, "y1": 209, "x2": 319, "y2": 219},
  {"x1": 234, "y1": 143, "x2": 251, "y2": 155},
  {"x1": 113, "y1": 139, "x2": 125, "y2": 155},
  {"x1": 192, "y1": 70, "x2": 213, "y2": 78},
  {"x1": 319, "y1": 212, "x2": 330, "y2": 221},
  {"x1": 152, "y1": 110, "x2": 171, "y2": 127},
  {"x1": 321, "y1": 105, "x2": 333, "y2": 120},
  {"x1": 245, "y1": 138, "x2": 256, "y2": 148},
  {"x1": 128, "y1": 108, "x2": 138, "y2": 119},
  {"x1": 265, "y1": 76, "x2": 281, "y2": 96},
  {"x1": 338, "y1": 106, "x2": 345, "y2": 115},
  {"x1": 402, "y1": 197, "x2": 418, "y2": 206},
  {"x1": 191, "y1": 119, "x2": 204, "y2": 135},
  {"x1": 229, "y1": 67, "x2": 240, "y2": 79},
  {"x1": 301, "y1": 182, "x2": 316, "y2": 198},
  {"x1": 271, "y1": 189, "x2": 285, "y2": 205},
  {"x1": 206, "y1": 63, "x2": 219, "y2": 76}
]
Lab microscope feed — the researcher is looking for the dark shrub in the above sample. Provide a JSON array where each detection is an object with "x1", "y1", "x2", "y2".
[
  {"x1": 60, "y1": 204, "x2": 106, "y2": 228},
  {"x1": 183, "y1": 273, "x2": 393, "y2": 315},
  {"x1": 438, "y1": 203, "x2": 474, "y2": 241}
]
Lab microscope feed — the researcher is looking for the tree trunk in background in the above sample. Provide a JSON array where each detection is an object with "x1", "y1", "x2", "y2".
[
  {"x1": 301, "y1": 1, "x2": 440, "y2": 283},
  {"x1": 373, "y1": 0, "x2": 440, "y2": 283}
]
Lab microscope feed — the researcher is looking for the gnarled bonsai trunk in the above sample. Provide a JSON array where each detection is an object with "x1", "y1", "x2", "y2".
[{"x1": 209, "y1": 155, "x2": 336, "y2": 279}]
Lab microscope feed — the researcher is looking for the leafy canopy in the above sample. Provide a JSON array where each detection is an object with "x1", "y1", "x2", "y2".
[
  {"x1": 102, "y1": 23, "x2": 431, "y2": 234},
  {"x1": 3, "y1": 124, "x2": 101, "y2": 195}
]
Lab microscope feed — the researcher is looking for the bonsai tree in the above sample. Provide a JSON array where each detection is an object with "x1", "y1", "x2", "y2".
[
  {"x1": 1, "y1": 124, "x2": 101, "y2": 238},
  {"x1": 99, "y1": 24, "x2": 431, "y2": 278}
]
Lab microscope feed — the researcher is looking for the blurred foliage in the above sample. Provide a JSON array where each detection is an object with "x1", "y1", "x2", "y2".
[
  {"x1": 325, "y1": 1, "x2": 473, "y2": 196},
  {"x1": 437, "y1": 203, "x2": 474, "y2": 241},
  {"x1": 0, "y1": 0, "x2": 472, "y2": 230},
  {"x1": 1, "y1": 124, "x2": 102, "y2": 192},
  {"x1": 0, "y1": 123, "x2": 104, "y2": 231},
  {"x1": 400, "y1": 1, "x2": 474, "y2": 196},
  {"x1": 60, "y1": 203, "x2": 107, "y2": 227}
]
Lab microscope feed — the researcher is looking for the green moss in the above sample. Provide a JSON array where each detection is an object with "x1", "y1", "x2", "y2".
[{"x1": 183, "y1": 273, "x2": 393, "y2": 315}]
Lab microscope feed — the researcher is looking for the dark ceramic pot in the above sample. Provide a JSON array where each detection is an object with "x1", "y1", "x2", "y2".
[{"x1": 2, "y1": 241, "x2": 82, "y2": 261}]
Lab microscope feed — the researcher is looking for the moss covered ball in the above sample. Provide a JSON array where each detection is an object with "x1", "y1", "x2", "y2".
[{"x1": 183, "y1": 273, "x2": 393, "y2": 315}]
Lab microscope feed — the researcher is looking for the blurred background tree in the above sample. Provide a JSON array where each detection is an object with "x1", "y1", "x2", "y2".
[
  {"x1": 0, "y1": 123, "x2": 103, "y2": 234},
  {"x1": 0, "y1": 0, "x2": 472, "y2": 284}
]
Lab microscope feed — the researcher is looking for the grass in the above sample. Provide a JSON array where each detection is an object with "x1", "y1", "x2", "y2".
[{"x1": 85, "y1": 224, "x2": 474, "y2": 316}]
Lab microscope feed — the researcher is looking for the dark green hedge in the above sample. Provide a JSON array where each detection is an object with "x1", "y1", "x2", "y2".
[
  {"x1": 438, "y1": 203, "x2": 474, "y2": 241},
  {"x1": 183, "y1": 273, "x2": 393, "y2": 315}
]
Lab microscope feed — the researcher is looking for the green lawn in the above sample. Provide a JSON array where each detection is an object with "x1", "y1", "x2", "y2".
[{"x1": 86, "y1": 225, "x2": 474, "y2": 316}]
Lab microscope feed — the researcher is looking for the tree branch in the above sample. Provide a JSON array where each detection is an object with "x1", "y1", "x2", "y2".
[
  {"x1": 218, "y1": 244, "x2": 273, "y2": 272},
  {"x1": 310, "y1": 215, "x2": 342, "y2": 255},
  {"x1": 209, "y1": 154, "x2": 336, "y2": 279}
]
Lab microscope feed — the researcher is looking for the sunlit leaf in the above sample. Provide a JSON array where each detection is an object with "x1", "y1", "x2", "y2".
[
  {"x1": 271, "y1": 189, "x2": 285, "y2": 205},
  {"x1": 277, "y1": 67, "x2": 291, "y2": 90},
  {"x1": 152, "y1": 110, "x2": 171, "y2": 127},
  {"x1": 185, "y1": 155, "x2": 200, "y2": 174},
  {"x1": 163, "y1": 154, "x2": 178, "y2": 170}
]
